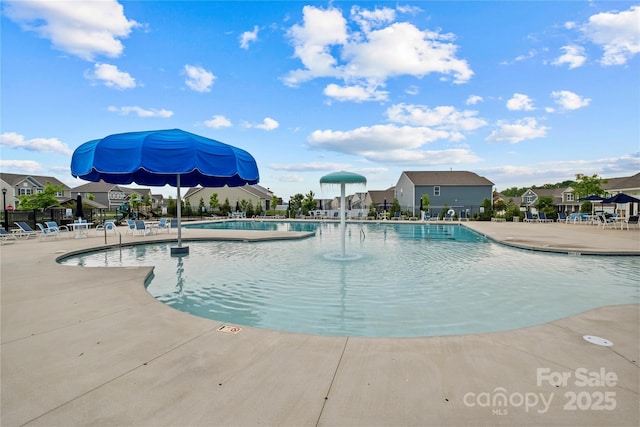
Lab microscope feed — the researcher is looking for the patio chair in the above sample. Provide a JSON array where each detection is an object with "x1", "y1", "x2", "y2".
[
  {"x1": 73, "y1": 219, "x2": 89, "y2": 238},
  {"x1": 595, "y1": 214, "x2": 616, "y2": 229},
  {"x1": 95, "y1": 220, "x2": 117, "y2": 235},
  {"x1": 169, "y1": 218, "x2": 179, "y2": 231},
  {"x1": 134, "y1": 220, "x2": 154, "y2": 236},
  {"x1": 459, "y1": 211, "x2": 469, "y2": 221},
  {"x1": 125, "y1": 219, "x2": 136, "y2": 236},
  {"x1": 622, "y1": 215, "x2": 639, "y2": 230},
  {"x1": 0, "y1": 228, "x2": 17, "y2": 244},
  {"x1": 537, "y1": 212, "x2": 552, "y2": 223},
  {"x1": 444, "y1": 210, "x2": 454, "y2": 221},
  {"x1": 14, "y1": 221, "x2": 38, "y2": 239},
  {"x1": 523, "y1": 212, "x2": 535, "y2": 223},
  {"x1": 36, "y1": 223, "x2": 59, "y2": 240},
  {"x1": 156, "y1": 217, "x2": 171, "y2": 233},
  {"x1": 556, "y1": 212, "x2": 568, "y2": 223},
  {"x1": 46, "y1": 221, "x2": 70, "y2": 234}
]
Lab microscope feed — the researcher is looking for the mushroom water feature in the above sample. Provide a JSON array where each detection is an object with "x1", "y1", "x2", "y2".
[{"x1": 320, "y1": 171, "x2": 367, "y2": 259}]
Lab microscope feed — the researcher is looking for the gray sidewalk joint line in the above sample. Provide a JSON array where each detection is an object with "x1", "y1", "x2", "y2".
[{"x1": 315, "y1": 336, "x2": 349, "y2": 427}]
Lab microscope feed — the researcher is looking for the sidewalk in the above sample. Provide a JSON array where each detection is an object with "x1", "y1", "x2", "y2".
[{"x1": 1, "y1": 222, "x2": 638, "y2": 426}]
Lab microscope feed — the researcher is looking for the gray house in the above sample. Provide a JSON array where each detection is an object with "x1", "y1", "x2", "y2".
[{"x1": 395, "y1": 171, "x2": 494, "y2": 217}]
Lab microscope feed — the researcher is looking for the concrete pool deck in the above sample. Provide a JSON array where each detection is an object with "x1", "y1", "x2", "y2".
[{"x1": 1, "y1": 220, "x2": 638, "y2": 426}]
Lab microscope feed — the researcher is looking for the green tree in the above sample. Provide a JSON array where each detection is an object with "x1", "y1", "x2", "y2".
[
  {"x1": 389, "y1": 198, "x2": 401, "y2": 217},
  {"x1": 572, "y1": 173, "x2": 607, "y2": 199},
  {"x1": 221, "y1": 198, "x2": 231, "y2": 215},
  {"x1": 271, "y1": 195, "x2": 279, "y2": 211},
  {"x1": 504, "y1": 204, "x2": 523, "y2": 221},
  {"x1": 17, "y1": 182, "x2": 63, "y2": 210},
  {"x1": 421, "y1": 194, "x2": 430, "y2": 215},
  {"x1": 302, "y1": 191, "x2": 317, "y2": 215},
  {"x1": 198, "y1": 197, "x2": 205, "y2": 214},
  {"x1": 184, "y1": 199, "x2": 192, "y2": 216},
  {"x1": 167, "y1": 196, "x2": 176, "y2": 216},
  {"x1": 479, "y1": 198, "x2": 493, "y2": 221},
  {"x1": 535, "y1": 195, "x2": 557, "y2": 220},
  {"x1": 209, "y1": 193, "x2": 219, "y2": 213},
  {"x1": 289, "y1": 193, "x2": 304, "y2": 216}
]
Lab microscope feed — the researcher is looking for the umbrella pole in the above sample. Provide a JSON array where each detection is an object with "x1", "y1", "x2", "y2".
[
  {"x1": 340, "y1": 182, "x2": 346, "y2": 258},
  {"x1": 171, "y1": 174, "x2": 189, "y2": 256}
]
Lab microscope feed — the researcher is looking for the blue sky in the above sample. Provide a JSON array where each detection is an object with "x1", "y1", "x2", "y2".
[{"x1": 1, "y1": 1, "x2": 638, "y2": 200}]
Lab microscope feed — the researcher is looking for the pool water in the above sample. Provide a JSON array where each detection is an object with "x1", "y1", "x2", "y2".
[{"x1": 59, "y1": 222, "x2": 639, "y2": 337}]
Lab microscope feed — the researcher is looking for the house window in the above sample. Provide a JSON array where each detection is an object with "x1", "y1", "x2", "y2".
[
  {"x1": 566, "y1": 194, "x2": 574, "y2": 202},
  {"x1": 19, "y1": 188, "x2": 32, "y2": 195},
  {"x1": 525, "y1": 195, "x2": 535, "y2": 204},
  {"x1": 55, "y1": 191, "x2": 64, "y2": 197},
  {"x1": 434, "y1": 186, "x2": 440, "y2": 196}
]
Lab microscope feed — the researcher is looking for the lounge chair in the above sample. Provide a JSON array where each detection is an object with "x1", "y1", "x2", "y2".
[
  {"x1": 523, "y1": 212, "x2": 535, "y2": 223},
  {"x1": 36, "y1": 223, "x2": 59, "y2": 240},
  {"x1": 0, "y1": 228, "x2": 17, "y2": 244},
  {"x1": 95, "y1": 220, "x2": 117, "y2": 235},
  {"x1": 392, "y1": 212, "x2": 401, "y2": 220},
  {"x1": 45, "y1": 221, "x2": 70, "y2": 234},
  {"x1": 459, "y1": 211, "x2": 469, "y2": 221},
  {"x1": 444, "y1": 210, "x2": 454, "y2": 221},
  {"x1": 14, "y1": 221, "x2": 38, "y2": 239},
  {"x1": 156, "y1": 217, "x2": 170, "y2": 233},
  {"x1": 125, "y1": 219, "x2": 136, "y2": 236},
  {"x1": 556, "y1": 212, "x2": 568, "y2": 223},
  {"x1": 537, "y1": 212, "x2": 552, "y2": 223}
]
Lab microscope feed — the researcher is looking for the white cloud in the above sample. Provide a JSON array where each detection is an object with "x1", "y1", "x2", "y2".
[
  {"x1": 283, "y1": 5, "x2": 473, "y2": 99},
  {"x1": 485, "y1": 118, "x2": 549, "y2": 143},
  {"x1": 245, "y1": 118, "x2": 279, "y2": 131},
  {"x1": 86, "y1": 63, "x2": 136, "y2": 89},
  {"x1": 204, "y1": 115, "x2": 232, "y2": 128},
  {"x1": 550, "y1": 90, "x2": 591, "y2": 110},
  {"x1": 271, "y1": 173, "x2": 305, "y2": 183},
  {"x1": 361, "y1": 148, "x2": 481, "y2": 166},
  {"x1": 506, "y1": 93, "x2": 535, "y2": 111},
  {"x1": 466, "y1": 95, "x2": 483, "y2": 105},
  {"x1": 184, "y1": 65, "x2": 216, "y2": 92},
  {"x1": 0, "y1": 132, "x2": 73, "y2": 156},
  {"x1": 107, "y1": 106, "x2": 173, "y2": 118},
  {"x1": 239, "y1": 25, "x2": 259, "y2": 49},
  {"x1": 580, "y1": 5, "x2": 640, "y2": 66},
  {"x1": 308, "y1": 124, "x2": 450, "y2": 155},
  {"x1": 0, "y1": 159, "x2": 44, "y2": 174},
  {"x1": 268, "y1": 162, "x2": 352, "y2": 171},
  {"x1": 323, "y1": 83, "x2": 388, "y2": 102},
  {"x1": 385, "y1": 103, "x2": 487, "y2": 133},
  {"x1": 3, "y1": 0, "x2": 138, "y2": 61},
  {"x1": 350, "y1": 5, "x2": 396, "y2": 33},
  {"x1": 552, "y1": 45, "x2": 587, "y2": 69}
]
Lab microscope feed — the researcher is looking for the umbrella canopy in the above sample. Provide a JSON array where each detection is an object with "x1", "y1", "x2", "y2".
[
  {"x1": 602, "y1": 193, "x2": 640, "y2": 204},
  {"x1": 71, "y1": 129, "x2": 259, "y2": 253},
  {"x1": 578, "y1": 194, "x2": 606, "y2": 202}
]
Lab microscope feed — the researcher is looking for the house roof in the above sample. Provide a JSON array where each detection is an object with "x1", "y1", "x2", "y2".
[
  {"x1": 184, "y1": 184, "x2": 273, "y2": 199},
  {"x1": 603, "y1": 172, "x2": 640, "y2": 191},
  {"x1": 368, "y1": 188, "x2": 395, "y2": 204},
  {"x1": 403, "y1": 171, "x2": 494, "y2": 186},
  {"x1": 0, "y1": 173, "x2": 69, "y2": 189},
  {"x1": 71, "y1": 181, "x2": 151, "y2": 196}
]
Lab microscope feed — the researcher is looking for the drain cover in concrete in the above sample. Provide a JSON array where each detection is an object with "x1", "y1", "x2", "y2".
[
  {"x1": 217, "y1": 325, "x2": 242, "y2": 334},
  {"x1": 583, "y1": 335, "x2": 613, "y2": 346}
]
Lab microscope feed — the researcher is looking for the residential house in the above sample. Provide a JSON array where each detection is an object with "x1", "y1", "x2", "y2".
[
  {"x1": 367, "y1": 188, "x2": 395, "y2": 211},
  {"x1": 71, "y1": 181, "x2": 153, "y2": 212},
  {"x1": 0, "y1": 173, "x2": 71, "y2": 209},
  {"x1": 183, "y1": 184, "x2": 274, "y2": 214},
  {"x1": 395, "y1": 171, "x2": 494, "y2": 216},
  {"x1": 520, "y1": 187, "x2": 579, "y2": 213}
]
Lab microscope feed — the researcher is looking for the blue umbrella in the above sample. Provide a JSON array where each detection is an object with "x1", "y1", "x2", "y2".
[
  {"x1": 71, "y1": 129, "x2": 259, "y2": 254},
  {"x1": 577, "y1": 194, "x2": 605, "y2": 202},
  {"x1": 602, "y1": 193, "x2": 640, "y2": 204}
]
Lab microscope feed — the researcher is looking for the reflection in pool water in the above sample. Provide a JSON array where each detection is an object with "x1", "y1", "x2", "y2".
[{"x1": 59, "y1": 222, "x2": 639, "y2": 337}]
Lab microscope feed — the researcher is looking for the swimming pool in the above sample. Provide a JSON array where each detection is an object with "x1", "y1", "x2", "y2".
[{"x1": 59, "y1": 221, "x2": 639, "y2": 337}]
